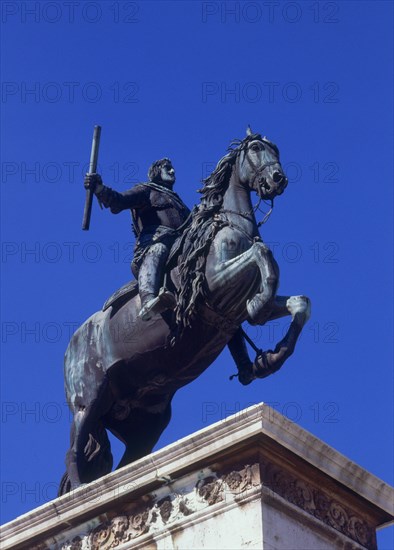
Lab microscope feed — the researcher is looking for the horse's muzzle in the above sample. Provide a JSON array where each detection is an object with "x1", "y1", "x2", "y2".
[
  {"x1": 259, "y1": 171, "x2": 288, "y2": 198},
  {"x1": 273, "y1": 172, "x2": 288, "y2": 195},
  {"x1": 273, "y1": 171, "x2": 286, "y2": 185}
]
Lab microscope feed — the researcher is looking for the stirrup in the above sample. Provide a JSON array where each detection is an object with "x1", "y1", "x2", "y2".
[{"x1": 139, "y1": 288, "x2": 176, "y2": 321}]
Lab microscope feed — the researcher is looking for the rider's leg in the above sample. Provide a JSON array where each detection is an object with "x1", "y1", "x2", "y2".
[{"x1": 138, "y1": 243, "x2": 175, "y2": 321}]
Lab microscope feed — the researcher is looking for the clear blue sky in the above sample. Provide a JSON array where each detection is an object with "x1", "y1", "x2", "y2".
[{"x1": 1, "y1": 1, "x2": 393, "y2": 547}]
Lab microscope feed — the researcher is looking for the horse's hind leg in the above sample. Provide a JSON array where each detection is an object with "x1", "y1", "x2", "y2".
[
  {"x1": 66, "y1": 409, "x2": 88, "y2": 488},
  {"x1": 107, "y1": 402, "x2": 172, "y2": 471},
  {"x1": 66, "y1": 384, "x2": 114, "y2": 489},
  {"x1": 58, "y1": 416, "x2": 78, "y2": 495}
]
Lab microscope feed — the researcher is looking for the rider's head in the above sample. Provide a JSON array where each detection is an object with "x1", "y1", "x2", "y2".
[{"x1": 148, "y1": 158, "x2": 175, "y2": 187}]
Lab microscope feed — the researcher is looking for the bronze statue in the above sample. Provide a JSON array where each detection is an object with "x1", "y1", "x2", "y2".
[
  {"x1": 59, "y1": 129, "x2": 311, "y2": 495},
  {"x1": 84, "y1": 158, "x2": 190, "y2": 321}
]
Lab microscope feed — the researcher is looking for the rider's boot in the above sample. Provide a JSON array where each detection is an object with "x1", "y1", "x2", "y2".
[
  {"x1": 139, "y1": 288, "x2": 176, "y2": 321},
  {"x1": 138, "y1": 244, "x2": 176, "y2": 321}
]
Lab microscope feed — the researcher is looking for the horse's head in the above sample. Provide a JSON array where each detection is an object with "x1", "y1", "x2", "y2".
[
  {"x1": 236, "y1": 129, "x2": 288, "y2": 200},
  {"x1": 199, "y1": 128, "x2": 288, "y2": 213}
]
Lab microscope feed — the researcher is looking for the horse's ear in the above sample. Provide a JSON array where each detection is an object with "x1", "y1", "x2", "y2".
[{"x1": 246, "y1": 125, "x2": 253, "y2": 136}]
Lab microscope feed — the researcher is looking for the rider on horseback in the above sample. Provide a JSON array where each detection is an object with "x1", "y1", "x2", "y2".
[{"x1": 84, "y1": 159, "x2": 191, "y2": 321}]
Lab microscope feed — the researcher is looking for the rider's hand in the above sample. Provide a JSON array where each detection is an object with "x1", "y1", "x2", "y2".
[{"x1": 84, "y1": 173, "x2": 103, "y2": 194}]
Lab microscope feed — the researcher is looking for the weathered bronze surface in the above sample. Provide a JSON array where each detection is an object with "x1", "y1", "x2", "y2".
[
  {"x1": 85, "y1": 157, "x2": 190, "y2": 321},
  {"x1": 82, "y1": 125, "x2": 101, "y2": 231},
  {"x1": 59, "y1": 129, "x2": 311, "y2": 495}
]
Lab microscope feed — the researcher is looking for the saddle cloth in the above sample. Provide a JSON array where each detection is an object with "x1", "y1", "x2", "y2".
[{"x1": 102, "y1": 280, "x2": 139, "y2": 312}]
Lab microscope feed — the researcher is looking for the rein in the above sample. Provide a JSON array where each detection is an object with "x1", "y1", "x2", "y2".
[
  {"x1": 175, "y1": 134, "x2": 280, "y2": 334},
  {"x1": 220, "y1": 198, "x2": 274, "y2": 228},
  {"x1": 228, "y1": 147, "x2": 278, "y2": 227}
]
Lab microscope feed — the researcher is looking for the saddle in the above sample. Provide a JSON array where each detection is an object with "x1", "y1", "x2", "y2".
[
  {"x1": 102, "y1": 279, "x2": 139, "y2": 312},
  {"x1": 102, "y1": 233, "x2": 185, "y2": 313}
]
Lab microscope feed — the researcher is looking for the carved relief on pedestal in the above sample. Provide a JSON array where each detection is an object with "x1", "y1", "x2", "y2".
[
  {"x1": 196, "y1": 475, "x2": 224, "y2": 506},
  {"x1": 87, "y1": 512, "x2": 149, "y2": 549},
  {"x1": 263, "y1": 462, "x2": 377, "y2": 550},
  {"x1": 59, "y1": 463, "x2": 260, "y2": 549}
]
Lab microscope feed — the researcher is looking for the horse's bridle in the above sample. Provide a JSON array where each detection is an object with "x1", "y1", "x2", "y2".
[
  {"x1": 225, "y1": 143, "x2": 278, "y2": 225},
  {"x1": 241, "y1": 141, "x2": 281, "y2": 200}
]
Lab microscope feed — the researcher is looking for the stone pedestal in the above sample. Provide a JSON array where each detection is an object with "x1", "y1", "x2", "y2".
[{"x1": 1, "y1": 404, "x2": 393, "y2": 549}]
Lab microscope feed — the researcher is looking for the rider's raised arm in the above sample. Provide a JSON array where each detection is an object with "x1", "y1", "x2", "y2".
[{"x1": 96, "y1": 184, "x2": 150, "y2": 214}]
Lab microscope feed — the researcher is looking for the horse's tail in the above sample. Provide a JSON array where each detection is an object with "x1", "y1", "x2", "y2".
[
  {"x1": 58, "y1": 471, "x2": 71, "y2": 496},
  {"x1": 57, "y1": 423, "x2": 113, "y2": 496}
]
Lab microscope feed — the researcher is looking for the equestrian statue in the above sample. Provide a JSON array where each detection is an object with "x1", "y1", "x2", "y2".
[{"x1": 58, "y1": 127, "x2": 311, "y2": 495}]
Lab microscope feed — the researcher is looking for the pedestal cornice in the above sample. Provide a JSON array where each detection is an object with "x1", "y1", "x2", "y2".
[{"x1": 1, "y1": 404, "x2": 393, "y2": 550}]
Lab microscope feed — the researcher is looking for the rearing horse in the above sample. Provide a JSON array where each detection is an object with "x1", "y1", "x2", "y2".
[{"x1": 59, "y1": 130, "x2": 311, "y2": 495}]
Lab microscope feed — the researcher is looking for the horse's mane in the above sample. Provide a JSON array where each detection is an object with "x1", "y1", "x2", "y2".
[{"x1": 174, "y1": 132, "x2": 265, "y2": 331}]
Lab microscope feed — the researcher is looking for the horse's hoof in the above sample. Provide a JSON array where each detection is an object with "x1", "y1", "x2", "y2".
[
  {"x1": 238, "y1": 363, "x2": 255, "y2": 385},
  {"x1": 286, "y1": 295, "x2": 311, "y2": 321},
  {"x1": 253, "y1": 351, "x2": 279, "y2": 379}
]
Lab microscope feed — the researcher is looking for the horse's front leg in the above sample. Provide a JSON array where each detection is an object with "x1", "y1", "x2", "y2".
[
  {"x1": 209, "y1": 241, "x2": 278, "y2": 317},
  {"x1": 245, "y1": 243, "x2": 279, "y2": 324},
  {"x1": 228, "y1": 327, "x2": 256, "y2": 385},
  {"x1": 253, "y1": 295, "x2": 311, "y2": 379},
  {"x1": 232, "y1": 295, "x2": 311, "y2": 385},
  {"x1": 209, "y1": 240, "x2": 265, "y2": 287},
  {"x1": 268, "y1": 295, "x2": 310, "y2": 321}
]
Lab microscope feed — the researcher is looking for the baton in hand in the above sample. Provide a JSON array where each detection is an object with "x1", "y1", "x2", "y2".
[{"x1": 82, "y1": 125, "x2": 101, "y2": 231}]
